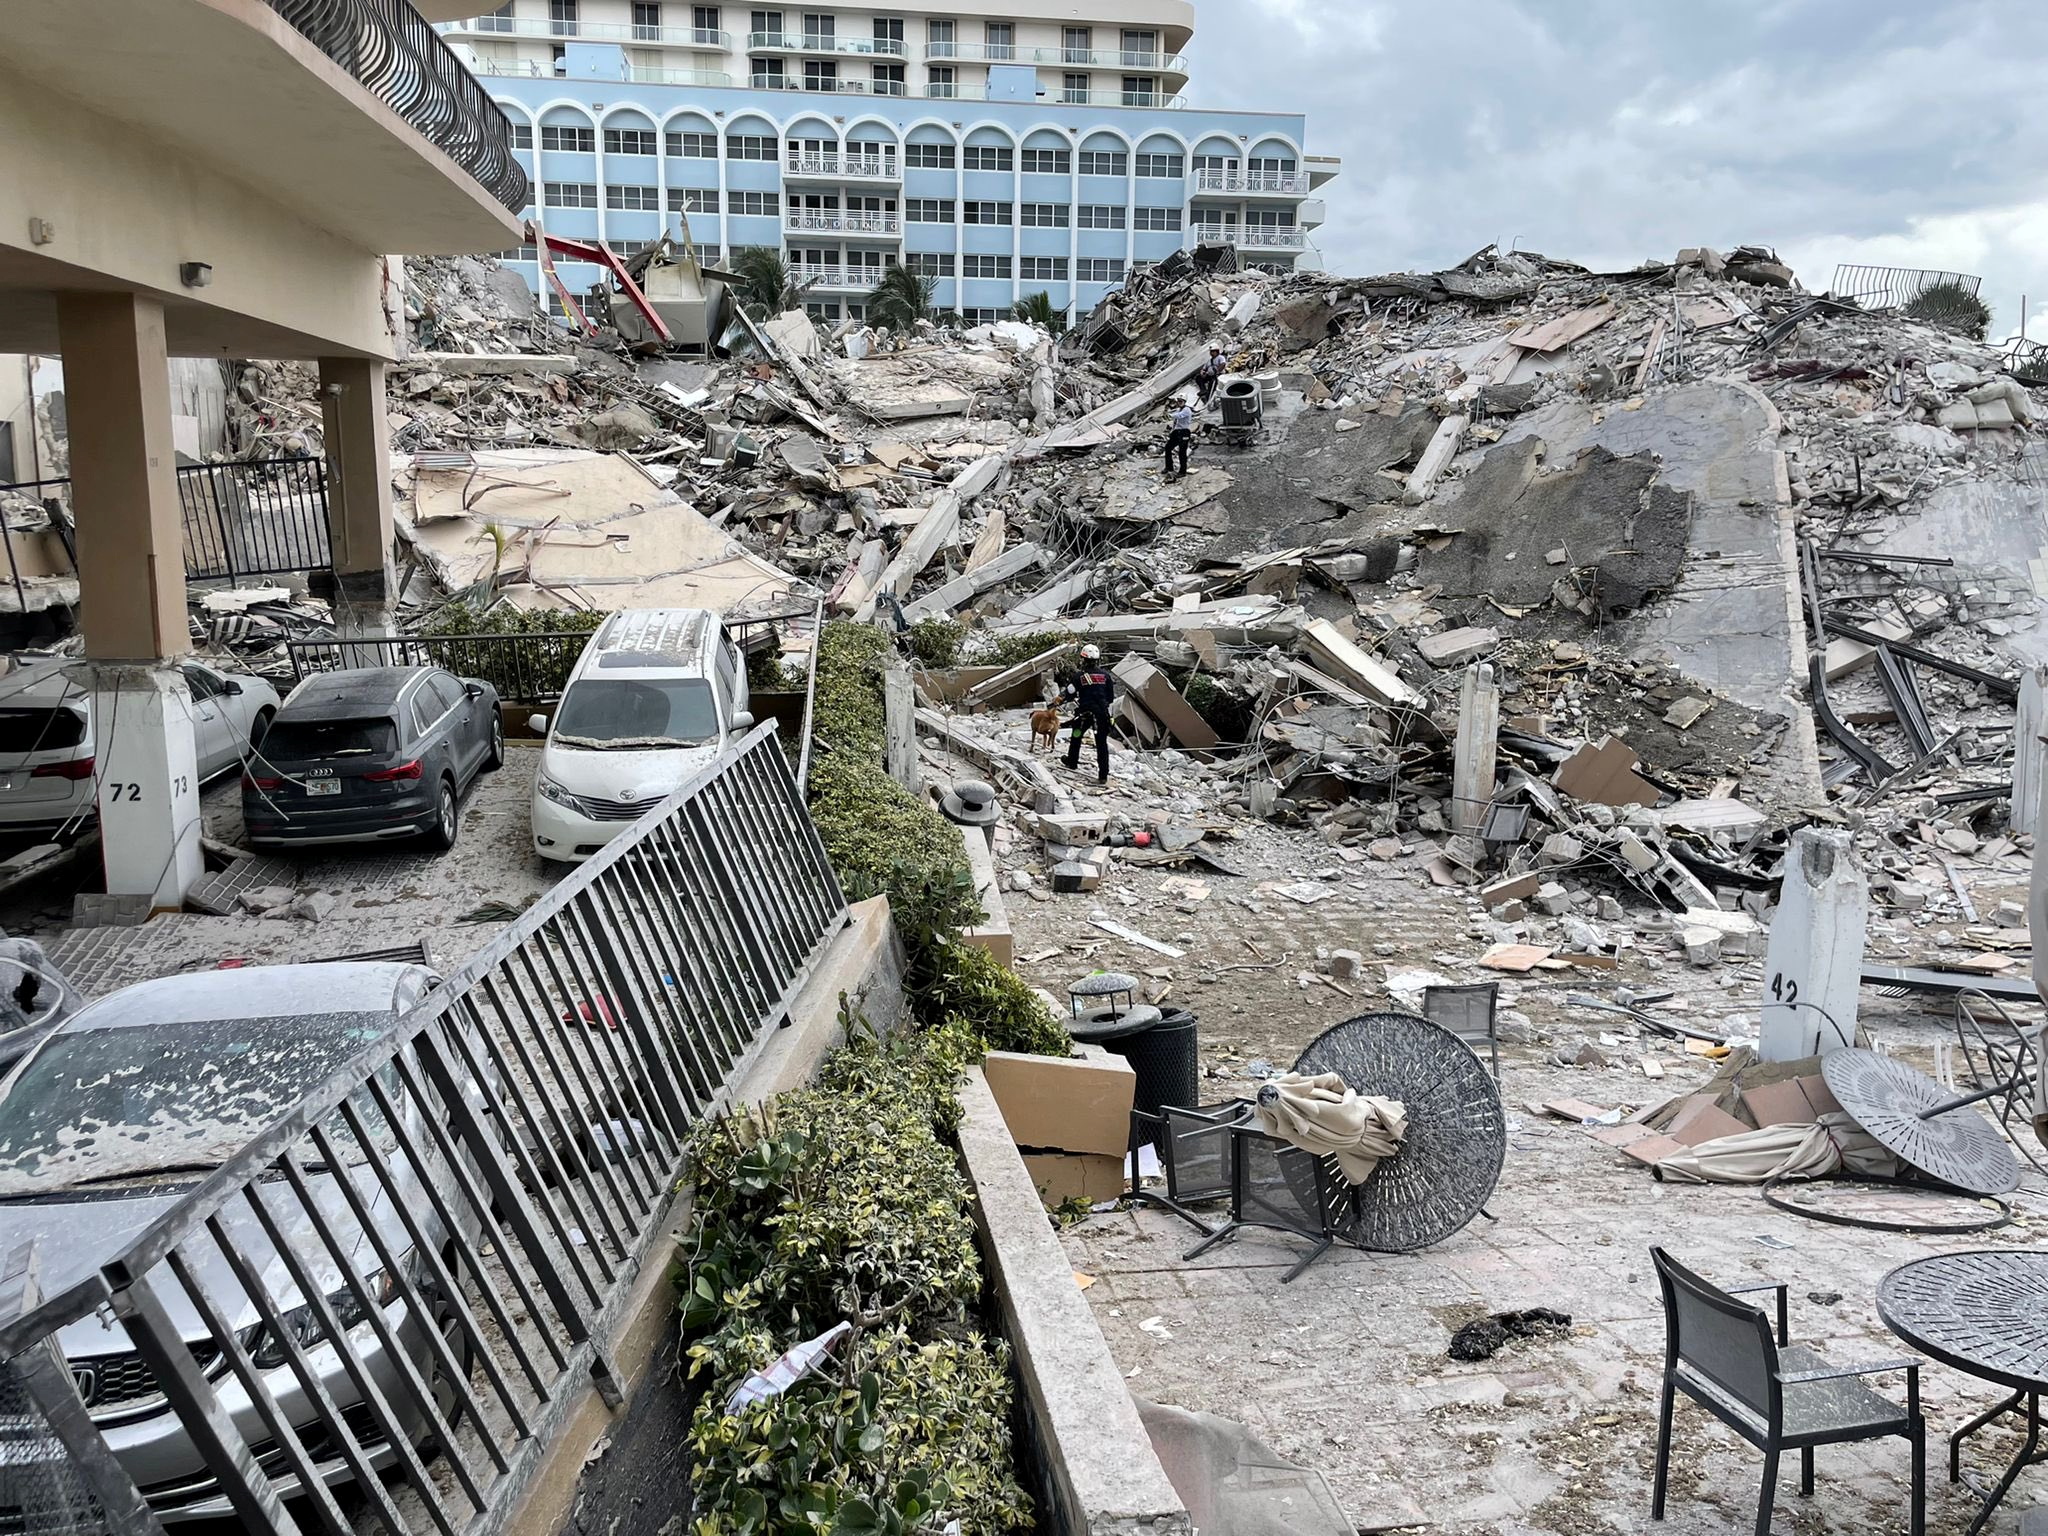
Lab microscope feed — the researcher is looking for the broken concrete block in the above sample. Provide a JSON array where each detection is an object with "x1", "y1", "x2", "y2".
[
  {"x1": 1937, "y1": 401, "x2": 1982, "y2": 432},
  {"x1": 1663, "y1": 697, "x2": 1711, "y2": 730},
  {"x1": 1492, "y1": 899, "x2": 1528, "y2": 922},
  {"x1": 1595, "y1": 896, "x2": 1624, "y2": 921},
  {"x1": 1050, "y1": 860, "x2": 1100, "y2": 893},
  {"x1": 1417, "y1": 626, "x2": 1499, "y2": 667},
  {"x1": 1995, "y1": 898, "x2": 2028, "y2": 928},
  {"x1": 1534, "y1": 881, "x2": 1573, "y2": 915},
  {"x1": 1328, "y1": 949, "x2": 1364, "y2": 981},
  {"x1": 1938, "y1": 826, "x2": 1981, "y2": 856},
  {"x1": 1885, "y1": 879, "x2": 1932, "y2": 912},
  {"x1": 1480, "y1": 872, "x2": 1542, "y2": 906},
  {"x1": 1036, "y1": 812, "x2": 1107, "y2": 848},
  {"x1": 1680, "y1": 926, "x2": 1723, "y2": 965},
  {"x1": 1616, "y1": 832, "x2": 1660, "y2": 874},
  {"x1": 1539, "y1": 833, "x2": 1584, "y2": 867}
]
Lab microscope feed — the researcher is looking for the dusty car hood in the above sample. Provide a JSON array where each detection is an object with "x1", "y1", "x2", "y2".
[
  {"x1": 0, "y1": 1167, "x2": 417, "y2": 1356},
  {"x1": 539, "y1": 741, "x2": 722, "y2": 803}
]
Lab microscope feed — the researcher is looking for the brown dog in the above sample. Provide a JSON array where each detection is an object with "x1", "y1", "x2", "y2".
[{"x1": 1030, "y1": 707, "x2": 1063, "y2": 752}]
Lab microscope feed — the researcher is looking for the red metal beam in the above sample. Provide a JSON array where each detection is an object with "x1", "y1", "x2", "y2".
[{"x1": 531, "y1": 225, "x2": 673, "y2": 344}]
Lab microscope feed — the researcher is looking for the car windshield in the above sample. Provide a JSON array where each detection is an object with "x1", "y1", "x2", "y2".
[
  {"x1": 0, "y1": 707, "x2": 86, "y2": 756},
  {"x1": 552, "y1": 678, "x2": 718, "y2": 749},
  {"x1": 260, "y1": 718, "x2": 396, "y2": 760},
  {"x1": 0, "y1": 1014, "x2": 393, "y2": 1196}
]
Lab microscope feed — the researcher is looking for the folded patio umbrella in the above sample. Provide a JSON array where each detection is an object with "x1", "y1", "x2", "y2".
[
  {"x1": 1253, "y1": 1071, "x2": 1407, "y2": 1185},
  {"x1": 1655, "y1": 1111, "x2": 1900, "y2": 1185}
]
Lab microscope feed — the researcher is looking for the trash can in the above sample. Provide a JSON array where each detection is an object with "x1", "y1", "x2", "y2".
[{"x1": 1101, "y1": 1009, "x2": 1200, "y2": 1151}]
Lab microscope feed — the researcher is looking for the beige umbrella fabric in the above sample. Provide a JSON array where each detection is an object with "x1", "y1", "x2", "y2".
[
  {"x1": 1655, "y1": 1111, "x2": 1901, "y2": 1185},
  {"x1": 1253, "y1": 1072, "x2": 1408, "y2": 1185}
]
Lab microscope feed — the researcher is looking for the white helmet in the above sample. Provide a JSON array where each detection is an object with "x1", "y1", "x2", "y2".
[{"x1": 1081, "y1": 644, "x2": 1102, "y2": 661}]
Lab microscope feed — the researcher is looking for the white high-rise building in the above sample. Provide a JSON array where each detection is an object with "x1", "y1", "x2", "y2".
[{"x1": 425, "y1": 0, "x2": 1339, "y2": 322}]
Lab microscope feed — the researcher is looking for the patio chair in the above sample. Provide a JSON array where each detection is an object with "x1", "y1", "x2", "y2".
[
  {"x1": 1649, "y1": 1246, "x2": 1924, "y2": 1536},
  {"x1": 1420, "y1": 982, "x2": 1500, "y2": 1077}
]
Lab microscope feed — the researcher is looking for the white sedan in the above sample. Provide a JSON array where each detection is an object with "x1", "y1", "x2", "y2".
[{"x1": 0, "y1": 660, "x2": 280, "y2": 833}]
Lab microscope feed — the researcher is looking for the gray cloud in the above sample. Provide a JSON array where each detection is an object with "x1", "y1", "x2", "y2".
[{"x1": 1188, "y1": 0, "x2": 2048, "y2": 337}]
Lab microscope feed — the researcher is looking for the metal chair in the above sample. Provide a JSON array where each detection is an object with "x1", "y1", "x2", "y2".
[
  {"x1": 1650, "y1": 1247, "x2": 1925, "y2": 1536},
  {"x1": 1421, "y1": 982, "x2": 1500, "y2": 1077}
]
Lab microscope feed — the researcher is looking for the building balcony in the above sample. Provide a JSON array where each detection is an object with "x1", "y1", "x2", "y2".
[
  {"x1": 1190, "y1": 226, "x2": 1307, "y2": 251},
  {"x1": 785, "y1": 153, "x2": 901, "y2": 183},
  {"x1": 1193, "y1": 169, "x2": 1312, "y2": 196},
  {"x1": 792, "y1": 266, "x2": 885, "y2": 293},
  {"x1": 1297, "y1": 198, "x2": 1327, "y2": 229},
  {"x1": 626, "y1": 65, "x2": 734, "y2": 87},
  {"x1": 923, "y1": 42, "x2": 1189, "y2": 75},
  {"x1": 749, "y1": 74, "x2": 870, "y2": 93},
  {"x1": 787, "y1": 211, "x2": 902, "y2": 238},
  {"x1": 922, "y1": 84, "x2": 1186, "y2": 109},
  {"x1": 746, "y1": 31, "x2": 906, "y2": 57},
  {"x1": 439, "y1": 16, "x2": 731, "y2": 48},
  {"x1": 472, "y1": 56, "x2": 546, "y2": 76},
  {"x1": 1306, "y1": 155, "x2": 1342, "y2": 189}
]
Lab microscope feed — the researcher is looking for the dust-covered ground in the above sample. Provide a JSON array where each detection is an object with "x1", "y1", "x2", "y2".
[{"x1": 928, "y1": 709, "x2": 2048, "y2": 1535}]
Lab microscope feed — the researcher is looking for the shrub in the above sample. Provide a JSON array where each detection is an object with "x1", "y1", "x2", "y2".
[
  {"x1": 1180, "y1": 671, "x2": 1253, "y2": 744},
  {"x1": 681, "y1": 1022, "x2": 1032, "y2": 1535},
  {"x1": 905, "y1": 618, "x2": 965, "y2": 669},
  {"x1": 968, "y1": 629, "x2": 1078, "y2": 671},
  {"x1": 1903, "y1": 280, "x2": 1991, "y2": 340},
  {"x1": 414, "y1": 601, "x2": 606, "y2": 700},
  {"x1": 915, "y1": 940, "x2": 1071, "y2": 1056}
]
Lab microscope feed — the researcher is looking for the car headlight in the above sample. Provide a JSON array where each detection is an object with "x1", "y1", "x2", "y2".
[
  {"x1": 241, "y1": 1267, "x2": 398, "y2": 1370},
  {"x1": 536, "y1": 774, "x2": 579, "y2": 809}
]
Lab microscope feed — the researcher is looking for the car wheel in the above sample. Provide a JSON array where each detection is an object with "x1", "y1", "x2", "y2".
[
  {"x1": 250, "y1": 708, "x2": 273, "y2": 748},
  {"x1": 484, "y1": 713, "x2": 504, "y2": 772},
  {"x1": 426, "y1": 777, "x2": 459, "y2": 851},
  {"x1": 422, "y1": 1252, "x2": 477, "y2": 1442}
]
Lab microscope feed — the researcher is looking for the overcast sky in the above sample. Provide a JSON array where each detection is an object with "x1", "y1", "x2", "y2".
[{"x1": 1187, "y1": 0, "x2": 2048, "y2": 339}]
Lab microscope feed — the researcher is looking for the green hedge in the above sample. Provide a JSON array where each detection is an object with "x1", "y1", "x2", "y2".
[
  {"x1": 682, "y1": 1022, "x2": 1031, "y2": 1535},
  {"x1": 678, "y1": 623, "x2": 1074, "y2": 1531}
]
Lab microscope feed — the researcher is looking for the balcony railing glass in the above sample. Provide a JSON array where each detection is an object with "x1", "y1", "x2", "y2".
[{"x1": 921, "y1": 42, "x2": 1188, "y2": 71}]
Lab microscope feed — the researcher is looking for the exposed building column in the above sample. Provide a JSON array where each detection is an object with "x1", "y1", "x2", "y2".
[
  {"x1": 57, "y1": 294, "x2": 186, "y2": 661},
  {"x1": 54, "y1": 294, "x2": 203, "y2": 907},
  {"x1": 318, "y1": 356, "x2": 395, "y2": 635},
  {"x1": 1759, "y1": 827, "x2": 1868, "y2": 1061}
]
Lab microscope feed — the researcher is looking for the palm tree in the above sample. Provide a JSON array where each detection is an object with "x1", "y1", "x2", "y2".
[
  {"x1": 729, "y1": 247, "x2": 806, "y2": 318},
  {"x1": 1012, "y1": 291, "x2": 1062, "y2": 330},
  {"x1": 867, "y1": 266, "x2": 937, "y2": 331}
]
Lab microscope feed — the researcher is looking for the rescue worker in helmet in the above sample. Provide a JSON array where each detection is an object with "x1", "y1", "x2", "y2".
[{"x1": 1059, "y1": 644, "x2": 1116, "y2": 785}]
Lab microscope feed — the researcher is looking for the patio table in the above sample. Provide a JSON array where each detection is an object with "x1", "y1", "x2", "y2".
[{"x1": 1880, "y1": 1250, "x2": 2048, "y2": 1534}]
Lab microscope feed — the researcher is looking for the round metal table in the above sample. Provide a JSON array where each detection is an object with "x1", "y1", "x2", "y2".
[{"x1": 1879, "y1": 1249, "x2": 2048, "y2": 1533}]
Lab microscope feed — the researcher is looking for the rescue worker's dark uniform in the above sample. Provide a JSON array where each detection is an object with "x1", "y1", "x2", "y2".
[{"x1": 1060, "y1": 661, "x2": 1116, "y2": 783}]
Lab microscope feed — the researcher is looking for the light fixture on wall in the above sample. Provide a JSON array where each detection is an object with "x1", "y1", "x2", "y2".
[{"x1": 179, "y1": 262, "x2": 213, "y2": 288}]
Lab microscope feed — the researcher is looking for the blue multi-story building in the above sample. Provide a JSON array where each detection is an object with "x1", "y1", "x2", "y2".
[{"x1": 428, "y1": 0, "x2": 1337, "y2": 324}]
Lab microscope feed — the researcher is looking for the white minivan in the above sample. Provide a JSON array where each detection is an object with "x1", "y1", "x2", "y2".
[{"x1": 529, "y1": 609, "x2": 754, "y2": 862}]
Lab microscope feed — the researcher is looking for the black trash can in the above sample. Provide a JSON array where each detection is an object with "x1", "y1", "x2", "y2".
[{"x1": 1101, "y1": 1009, "x2": 1199, "y2": 1151}]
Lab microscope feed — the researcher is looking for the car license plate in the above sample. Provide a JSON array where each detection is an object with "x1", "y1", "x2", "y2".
[{"x1": 304, "y1": 779, "x2": 341, "y2": 797}]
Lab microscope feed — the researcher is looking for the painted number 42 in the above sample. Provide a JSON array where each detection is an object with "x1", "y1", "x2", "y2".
[{"x1": 1769, "y1": 973, "x2": 1799, "y2": 1006}]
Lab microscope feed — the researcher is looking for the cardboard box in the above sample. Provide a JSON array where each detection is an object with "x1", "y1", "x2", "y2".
[
  {"x1": 982, "y1": 1048, "x2": 1135, "y2": 1157},
  {"x1": 1022, "y1": 1152, "x2": 1127, "y2": 1207},
  {"x1": 1668, "y1": 1097, "x2": 1752, "y2": 1147}
]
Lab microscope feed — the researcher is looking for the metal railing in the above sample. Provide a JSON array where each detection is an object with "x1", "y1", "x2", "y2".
[
  {"x1": 923, "y1": 42, "x2": 1188, "y2": 71},
  {"x1": 177, "y1": 458, "x2": 332, "y2": 583},
  {"x1": 285, "y1": 630, "x2": 592, "y2": 701},
  {"x1": 746, "y1": 31, "x2": 905, "y2": 55},
  {"x1": 1193, "y1": 169, "x2": 1310, "y2": 195},
  {"x1": 1831, "y1": 264, "x2": 1984, "y2": 312},
  {"x1": 447, "y1": 16, "x2": 732, "y2": 47},
  {"x1": 785, "y1": 152, "x2": 900, "y2": 180},
  {"x1": 1056, "y1": 89, "x2": 1185, "y2": 109},
  {"x1": 1190, "y1": 225, "x2": 1305, "y2": 250},
  {"x1": 0, "y1": 725, "x2": 846, "y2": 1536},
  {"x1": 790, "y1": 266, "x2": 885, "y2": 291},
  {"x1": 786, "y1": 211, "x2": 902, "y2": 236},
  {"x1": 267, "y1": 0, "x2": 527, "y2": 213},
  {"x1": 0, "y1": 459, "x2": 332, "y2": 587}
]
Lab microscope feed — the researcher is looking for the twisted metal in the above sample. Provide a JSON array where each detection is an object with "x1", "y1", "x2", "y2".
[{"x1": 268, "y1": 0, "x2": 529, "y2": 213}]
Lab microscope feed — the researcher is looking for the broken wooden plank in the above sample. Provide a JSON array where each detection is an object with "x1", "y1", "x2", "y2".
[
  {"x1": 1507, "y1": 300, "x2": 1616, "y2": 354},
  {"x1": 1633, "y1": 315, "x2": 1668, "y2": 391},
  {"x1": 1300, "y1": 619, "x2": 1424, "y2": 709},
  {"x1": 1089, "y1": 915, "x2": 1185, "y2": 959}
]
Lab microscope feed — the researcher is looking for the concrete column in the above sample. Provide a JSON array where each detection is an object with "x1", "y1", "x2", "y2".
[
  {"x1": 1451, "y1": 662, "x2": 1499, "y2": 835},
  {"x1": 56, "y1": 295, "x2": 206, "y2": 907},
  {"x1": 2014, "y1": 663, "x2": 2048, "y2": 838},
  {"x1": 1760, "y1": 827, "x2": 1868, "y2": 1061},
  {"x1": 89, "y1": 667, "x2": 205, "y2": 911},
  {"x1": 55, "y1": 293, "x2": 186, "y2": 661},
  {"x1": 318, "y1": 356, "x2": 395, "y2": 636}
]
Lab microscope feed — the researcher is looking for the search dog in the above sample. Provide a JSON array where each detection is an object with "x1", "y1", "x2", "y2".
[{"x1": 1030, "y1": 707, "x2": 1063, "y2": 752}]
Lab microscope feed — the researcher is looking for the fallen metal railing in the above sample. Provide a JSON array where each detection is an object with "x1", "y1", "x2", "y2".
[
  {"x1": 1830, "y1": 263, "x2": 1983, "y2": 312},
  {"x1": 286, "y1": 629, "x2": 594, "y2": 701},
  {"x1": 0, "y1": 724, "x2": 845, "y2": 1534},
  {"x1": 178, "y1": 457, "x2": 331, "y2": 582}
]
